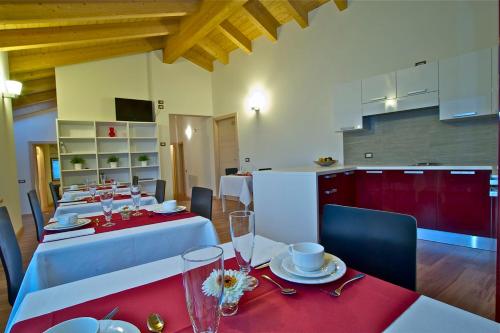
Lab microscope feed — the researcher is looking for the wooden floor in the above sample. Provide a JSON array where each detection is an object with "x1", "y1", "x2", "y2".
[{"x1": 0, "y1": 198, "x2": 496, "y2": 331}]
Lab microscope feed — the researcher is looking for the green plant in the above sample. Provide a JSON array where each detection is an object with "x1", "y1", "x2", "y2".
[
  {"x1": 70, "y1": 156, "x2": 84, "y2": 164},
  {"x1": 107, "y1": 155, "x2": 119, "y2": 163},
  {"x1": 138, "y1": 155, "x2": 150, "y2": 162}
]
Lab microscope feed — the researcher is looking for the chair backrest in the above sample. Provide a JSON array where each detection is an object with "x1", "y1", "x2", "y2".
[
  {"x1": 0, "y1": 207, "x2": 24, "y2": 305},
  {"x1": 321, "y1": 204, "x2": 417, "y2": 290},
  {"x1": 27, "y1": 190, "x2": 45, "y2": 242},
  {"x1": 191, "y1": 187, "x2": 213, "y2": 220},
  {"x1": 155, "y1": 180, "x2": 166, "y2": 203},
  {"x1": 225, "y1": 168, "x2": 238, "y2": 175},
  {"x1": 48, "y1": 182, "x2": 60, "y2": 208},
  {"x1": 132, "y1": 176, "x2": 139, "y2": 186}
]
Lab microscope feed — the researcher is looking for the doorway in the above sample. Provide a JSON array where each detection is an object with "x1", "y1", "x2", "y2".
[
  {"x1": 30, "y1": 142, "x2": 58, "y2": 212},
  {"x1": 214, "y1": 114, "x2": 239, "y2": 192},
  {"x1": 170, "y1": 142, "x2": 186, "y2": 200}
]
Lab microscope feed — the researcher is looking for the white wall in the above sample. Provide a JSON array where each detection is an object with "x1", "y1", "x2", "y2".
[
  {"x1": 0, "y1": 52, "x2": 23, "y2": 232},
  {"x1": 211, "y1": 0, "x2": 498, "y2": 168},
  {"x1": 14, "y1": 111, "x2": 57, "y2": 214}
]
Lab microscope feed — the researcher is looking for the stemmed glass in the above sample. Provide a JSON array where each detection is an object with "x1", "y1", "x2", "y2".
[
  {"x1": 182, "y1": 245, "x2": 224, "y2": 333},
  {"x1": 131, "y1": 185, "x2": 142, "y2": 216},
  {"x1": 111, "y1": 180, "x2": 118, "y2": 197},
  {"x1": 229, "y1": 210, "x2": 259, "y2": 290},
  {"x1": 88, "y1": 182, "x2": 97, "y2": 202},
  {"x1": 100, "y1": 191, "x2": 115, "y2": 227}
]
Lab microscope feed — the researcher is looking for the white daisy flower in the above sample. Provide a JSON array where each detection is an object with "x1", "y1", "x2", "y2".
[{"x1": 202, "y1": 269, "x2": 249, "y2": 304}]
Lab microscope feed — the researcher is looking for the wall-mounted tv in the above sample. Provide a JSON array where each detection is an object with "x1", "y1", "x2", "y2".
[
  {"x1": 115, "y1": 98, "x2": 155, "y2": 122},
  {"x1": 50, "y1": 158, "x2": 60, "y2": 181}
]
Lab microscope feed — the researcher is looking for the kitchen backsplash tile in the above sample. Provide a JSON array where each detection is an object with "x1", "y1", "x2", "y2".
[{"x1": 343, "y1": 108, "x2": 497, "y2": 166}]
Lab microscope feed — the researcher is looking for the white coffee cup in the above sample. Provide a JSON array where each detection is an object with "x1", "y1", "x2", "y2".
[
  {"x1": 57, "y1": 213, "x2": 79, "y2": 226},
  {"x1": 288, "y1": 242, "x2": 325, "y2": 272},
  {"x1": 162, "y1": 200, "x2": 177, "y2": 212},
  {"x1": 69, "y1": 185, "x2": 79, "y2": 191}
]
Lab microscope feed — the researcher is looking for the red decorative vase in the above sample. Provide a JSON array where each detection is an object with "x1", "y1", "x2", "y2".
[{"x1": 108, "y1": 127, "x2": 116, "y2": 137}]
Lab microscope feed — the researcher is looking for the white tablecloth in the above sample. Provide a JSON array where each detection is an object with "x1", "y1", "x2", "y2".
[
  {"x1": 61, "y1": 187, "x2": 130, "y2": 201},
  {"x1": 218, "y1": 175, "x2": 253, "y2": 211},
  {"x1": 54, "y1": 196, "x2": 157, "y2": 217},
  {"x1": 10, "y1": 204, "x2": 218, "y2": 325},
  {"x1": 7, "y1": 236, "x2": 499, "y2": 333}
]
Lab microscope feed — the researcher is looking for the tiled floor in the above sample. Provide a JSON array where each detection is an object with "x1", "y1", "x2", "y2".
[{"x1": 0, "y1": 198, "x2": 496, "y2": 331}]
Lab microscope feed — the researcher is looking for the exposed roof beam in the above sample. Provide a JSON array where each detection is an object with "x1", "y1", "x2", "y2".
[
  {"x1": 333, "y1": 0, "x2": 348, "y2": 11},
  {"x1": 13, "y1": 90, "x2": 57, "y2": 109},
  {"x1": 198, "y1": 39, "x2": 229, "y2": 64},
  {"x1": 217, "y1": 20, "x2": 252, "y2": 54},
  {"x1": 0, "y1": 20, "x2": 178, "y2": 51},
  {"x1": 0, "y1": 1, "x2": 199, "y2": 29},
  {"x1": 283, "y1": 0, "x2": 309, "y2": 28},
  {"x1": 183, "y1": 48, "x2": 214, "y2": 72},
  {"x1": 14, "y1": 107, "x2": 57, "y2": 122},
  {"x1": 242, "y1": 0, "x2": 279, "y2": 42},
  {"x1": 163, "y1": 0, "x2": 246, "y2": 64},
  {"x1": 22, "y1": 77, "x2": 56, "y2": 96},
  {"x1": 10, "y1": 68, "x2": 55, "y2": 82},
  {"x1": 9, "y1": 37, "x2": 164, "y2": 74}
]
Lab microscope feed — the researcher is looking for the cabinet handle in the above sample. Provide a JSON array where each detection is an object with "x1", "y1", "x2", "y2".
[
  {"x1": 404, "y1": 171, "x2": 424, "y2": 174},
  {"x1": 452, "y1": 112, "x2": 477, "y2": 118},
  {"x1": 324, "y1": 188, "x2": 337, "y2": 195},
  {"x1": 344, "y1": 171, "x2": 354, "y2": 175},
  {"x1": 323, "y1": 174, "x2": 336, "y2": 179},
  {"x1": 366, "y1": 171, "x2": 383, "y2": 174},
  {"x1": 340, "y1": 126, "x2": 355, "y2": 131},
  {"x1": 407, "y1": 89, "x2": 428, "y2": 96},
  {"x1": 370, "y1": 96, "x2": 387, "y2": 102},
  {"x1": 450, "y1": 171, "x2": 476, "y2": 175}
]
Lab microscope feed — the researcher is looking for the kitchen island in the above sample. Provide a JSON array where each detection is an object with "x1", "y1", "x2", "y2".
[{"x1": 253, "y1": 165, "x2": 495, "y2": 250}]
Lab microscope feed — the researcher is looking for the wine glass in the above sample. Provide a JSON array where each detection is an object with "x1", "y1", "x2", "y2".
[
  {"x1": 131, "y1": 185, "x2": 142, "y2": 216},
  {"x1": 229, "y1": 210, "x2": 258, "y2": 290},
  {"x1": 88, "y1": 182, "x2": 97, "y2": 202},
  {"x1": 100, "y1": 191, "x2": 115, "y2": 227},
  {"x1": 182, "y1": 245, "x2": 224, "y2": 333},
  {"x1": 111, "y1": 180, "x2": 118, "y2": 197}
]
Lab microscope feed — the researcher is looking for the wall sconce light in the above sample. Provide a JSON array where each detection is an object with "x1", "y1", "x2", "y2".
[
  {"x1": 2, "y1": 80, "x2": 22, "y2": 98},
  {"x1": 185, "y1": 125, "x2": 193, "y2": 140},
  {"x1": 249, "y1": 90, "x2": 266, "y2": 112}
]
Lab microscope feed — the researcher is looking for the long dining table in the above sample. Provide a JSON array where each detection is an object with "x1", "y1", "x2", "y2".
[
  {"x1": 9, "y1": 204, "x2": 219, "y2": 328},
  {"x1": 7, "y1": 236, "x2": 499, "y2": 333}
]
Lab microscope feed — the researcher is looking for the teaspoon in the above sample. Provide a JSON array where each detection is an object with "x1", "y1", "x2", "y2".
[{"x1": 261, "y1": 275, "x2": 296, "y2": 295}]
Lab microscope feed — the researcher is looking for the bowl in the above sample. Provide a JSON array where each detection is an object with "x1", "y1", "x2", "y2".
[
  {"x1": 314, "y1": 160, "x2": 337, "y2": 167},
  {"x1": 43, "y1": 317, "x2": 99, "y2": 333}
]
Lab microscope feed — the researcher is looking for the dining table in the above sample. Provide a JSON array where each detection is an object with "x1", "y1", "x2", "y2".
[
  {"x1": 9, "y1": 204, "x2": 219, "y2": 326},
  {"x1": 7, "y1": 236, "x2": 499, "y2": 333},
  {"x1": 60, "y1": 186, "x2": 130, "y2": 202},
  {"x1": 218, "y1": 174, "x2": 253, "y2": 212}
]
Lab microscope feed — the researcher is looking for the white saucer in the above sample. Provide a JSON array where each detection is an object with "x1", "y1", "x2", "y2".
[
  {"x1": 282, "y1": 254, "x2": 338, "y2": 278},
  {"x1": 44, "y1": 218, "x2": 92, "y2": 231},
  {"x1": 99, "y1": 320, "x2": 139, "y2": 333},
  {"x1": 269, "y1": 251, "x2": 346, "y2": 284},
  {"x1": 153, "y1": 205, "x2": 186, "y2": 214}
]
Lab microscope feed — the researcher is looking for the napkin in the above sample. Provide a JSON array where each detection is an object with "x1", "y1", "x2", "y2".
[
  {"x1": 58, "y1": 201, "x2": 87, "y2": 206},
  {"x1": 251, "y1": 235, "x2": 287, "y2": 267},
  {"x1": 43, "y1": 228, "x2": 95, "y2": 242}
]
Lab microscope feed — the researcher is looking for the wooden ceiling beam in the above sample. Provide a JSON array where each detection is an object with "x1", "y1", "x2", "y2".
[
  {"x1": 22, "y1": 77, "x2": 56, "y2": 96},
  {"x1": 0, "y1": 20, "x2": 178, "y2": 51},
  {"x1": 218, "y1": 21, "x2": 252, "y2": 54},
  {"x1": 198, "y1": 39, "x2": 229, "y2": 65},
  {"x1": 333, "y1": 0, "x2": 348, "y2": 11},
  {"x1": 10, "y1": 68, "x2": 55, "y2": 82},
  {"x1": 242, "y1": 0, "x2": 279, "y2": 42},
  {"x1": 9, "y1": 37, "x2": 164, "y2": 74},
  {"x1": 0, "y1": 1, "x2": 199, "y2": 29},
  {"x1": 283, "y1": 0, "x2": 309, "y2": 28},
  {"x1": 13, "y1": 90, "x2": 57, "y2": 109},
  {"x1": 183, "y1": 48, "x2": 214, "y2": 72},
  {"x1": 163, "y1": 0, "x2": 247, "y2": 64}
]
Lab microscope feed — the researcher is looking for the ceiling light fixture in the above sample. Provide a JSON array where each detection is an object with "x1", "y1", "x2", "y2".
[{"x1": 2, "y1": 80, "x2": 22, "y2": 98}]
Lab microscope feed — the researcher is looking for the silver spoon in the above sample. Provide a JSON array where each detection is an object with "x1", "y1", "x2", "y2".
[
  {"x1": 331, "y1": 273, "x2": 365, "y2": 297},
  {"x1": 147, "y1": 313, "x2": 165, "y2": 332},
  {"x1": 261, "y1": 275, "x2": 297, "y2": 295}
]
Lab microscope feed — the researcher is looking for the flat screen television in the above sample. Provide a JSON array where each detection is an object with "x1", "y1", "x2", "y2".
[
  {"x1": 115, "y1": 98, "x2": 155, "y2": 122},
  {"x1": 50, "y1": 158, "x2": 60, "y2": 181}
]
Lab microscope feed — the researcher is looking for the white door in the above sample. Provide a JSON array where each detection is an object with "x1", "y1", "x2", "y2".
[
  {"x1": 333, "y1": 80, "x2": 363, "y2": 132},
  {"x1": 217, "y1": 116, "x2": 239, "y2": 177},
  {"x1": 439, "y1": 48, "x2": 493, "y2": 120}
]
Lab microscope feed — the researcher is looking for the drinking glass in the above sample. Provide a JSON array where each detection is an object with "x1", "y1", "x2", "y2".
[
  {"x1": 111, "y1": 180, "x2": 118, "y2": 197},
  {"x1": 182, "y1": 245, "x2": 224, "y2": 333},
  {"x1": 229, "y1": 210, "x2": 258, "y2": 290},
  {"x1": 130, "y1": 185, "x2": 142, "y2": 216},
  {"x1": 100, "y1": 191, "x2": 115, "y2": 227},
  {"x1": 88, "y1": 182, "x2": 97, "y2": 202}
]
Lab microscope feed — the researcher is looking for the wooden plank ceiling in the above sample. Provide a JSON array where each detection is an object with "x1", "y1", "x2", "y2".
[{"x1": 1, "y1": 0, "x2": 347, "y2": 112}]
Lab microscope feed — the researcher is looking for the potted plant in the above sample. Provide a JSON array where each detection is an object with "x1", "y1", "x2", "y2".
[
  {"x1": 70, "y1": 156, "x2": 84, "y2": 170},
  {"x1": 107, "y1": 155, "x2": 119, "y2": 168},
  {"x1": 138, "y1": 155, "x2": 149, "y2": 167}
]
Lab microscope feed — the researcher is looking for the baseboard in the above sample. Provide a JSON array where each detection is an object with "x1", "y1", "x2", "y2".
[{"x1": 418, "y1": 228, "x2": 497, "y2": 251}]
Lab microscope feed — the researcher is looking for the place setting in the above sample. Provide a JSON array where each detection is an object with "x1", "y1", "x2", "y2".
[{"x1": 152, "y1": 200, "x2": 187, "y2": 215}]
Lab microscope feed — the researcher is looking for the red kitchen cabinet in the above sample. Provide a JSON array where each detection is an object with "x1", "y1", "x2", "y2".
[
  {"x1": 355, "y1": 170, "x2": 385, "y2": 210},
  {"x1": 338, "y1": 170, "x2": 356, "y2": 206},
  {"x1": 383, "y1": 170, "x2": 438, "y2": 229},
  {"x1": 436, "y1": 170, "x2": 491, "y2": 237},
  {"x1": 318, "y1": 171, "x2": 356, "y2": 214}
]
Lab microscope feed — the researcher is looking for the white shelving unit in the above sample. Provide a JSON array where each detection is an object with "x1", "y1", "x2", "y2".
[{"x1": 57, "y1": 120, "x2": 161, "y2": 193}]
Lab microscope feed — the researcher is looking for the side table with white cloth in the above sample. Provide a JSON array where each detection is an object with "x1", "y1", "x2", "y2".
[
  {"x1": 218, "y1": 175, "x2": 253, "y2": 212},
  {"x1": 54, "y1": 196, "x2": 157, "y2": 217}
]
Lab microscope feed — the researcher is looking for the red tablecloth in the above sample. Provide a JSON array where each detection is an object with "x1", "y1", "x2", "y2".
[
  {"x1": 11, "y1": 258, "x2": 419, "y2": 333},
  {"x1": 42, "y1": 210, "x2": 197, "y2": 242},
  {"x1": 82, "y1": 193, "x2": 149, "y2": 203}
]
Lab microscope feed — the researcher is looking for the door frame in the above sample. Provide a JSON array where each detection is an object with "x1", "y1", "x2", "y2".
[
  {"x1": 29, "y1": 141, "x2": 57, "y2": 212},
  {"x1": 213, "y1": 113, "x2": 239, "y2": 194}
]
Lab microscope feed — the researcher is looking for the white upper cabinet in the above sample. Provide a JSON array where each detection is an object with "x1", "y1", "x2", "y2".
[
  {"x1": 439, "y1": 48, "x2": 493, "y2": 120},
  {"x1": 333, "y1": 80, "x2": 363, "y2": 132},
  {"x1": 397, "y1": 62, "x2": 438, "y2": 97},
  {"x1": 492, "y1": 47, "x2": 498, "y2": 116},
  {"x1": 362, "y1": 72, "x2": 396, "y2": 104}
]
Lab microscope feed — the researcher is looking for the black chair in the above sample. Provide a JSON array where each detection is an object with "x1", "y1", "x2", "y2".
[
  {"x1": 27, "y1": 190, "x2": 45, "y2": 242},
  {"x1": 0, "y1": 207, "x2": 24, "y2": 305},
  {"x1": 49, "y1": 182, "x2": 60, "y2": 209},
  {"x1": 321, "y1": 204, "x2": 417, "y2": 290},
  {"x1": 225, "y1": 168, "x2": 238, "y2": 175},
  {"x1": 132, "y1": 176, "x2": 139, "y2": 186},
  {"x1": 258, "y1": 168, "x2": 272, "y2": 171},
  {"x1": 155, "y1": 180, "x2": 166, "y2": 203},
  {"x1": 191, "y1": 187, "x2": 213, "y2": 220}
]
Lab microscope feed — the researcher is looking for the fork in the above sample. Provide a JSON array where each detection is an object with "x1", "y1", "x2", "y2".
[
  {"x1": 102, "y1": 307, "x2": 119, "y2": 320},
  {"x1": 321, "y1": 274, "x2": 365, "y2": 297}
]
